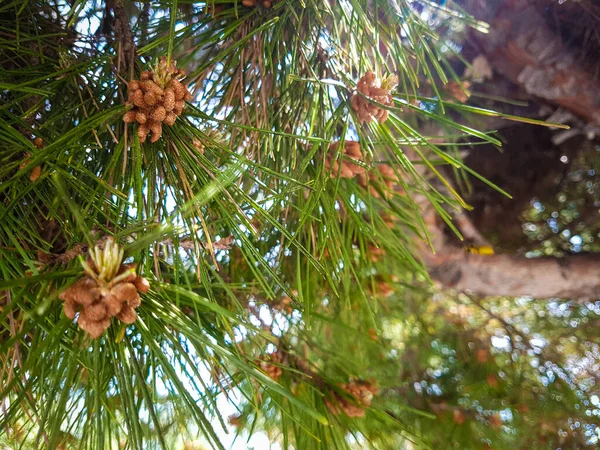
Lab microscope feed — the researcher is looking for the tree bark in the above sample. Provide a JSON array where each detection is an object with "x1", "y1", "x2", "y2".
[
  {"x1": 463, "y1": 0, "x2": 600, "y2": 124},
  {"x1": 414, "y1": 188, "x2": 600, "y2": 301},
  {"x1": 402, "y1": 0, "x2": 600, "y2": 300},
  {"x1": 424, "y1": 250, "x2": 600, "y2": 300}
]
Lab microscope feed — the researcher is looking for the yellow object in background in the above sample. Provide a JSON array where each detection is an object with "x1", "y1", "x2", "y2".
[{"x1": 464, "y1": 245, "x2": 495, "y2": 255}]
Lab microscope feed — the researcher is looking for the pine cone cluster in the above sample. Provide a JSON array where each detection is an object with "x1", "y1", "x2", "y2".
[
  {"x1": 357, "y1": 164, "x2": 399, "y2": 198},
  {"x1": 324, "y1": 141, "x2": 365, "y2": 179},
  {"x1": 325, "y1": 380, "x2": 378, "y2": 418},
  {"x1": 58, "y1": 238, "x2": 149, "y2": 338},
  {"x1": 259, "y1": 351, "x2": 286, "y2": 381},
  {"x1": 350, "y1": 71, "x2": 398, "y2": 124},
  {"x1": 123, "y1": 57, "x2": 192, "y2": 143}
]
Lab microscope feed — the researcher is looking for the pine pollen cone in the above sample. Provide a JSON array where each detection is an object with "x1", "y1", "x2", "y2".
[
  {"x1": 367, "y1": 243, "x2": 385, "y2": 262},
  {"x1": 19, "y1": 153, "x2": 42, "y2": 183},
  {"x1": 20, "y1": 137, "x2": 45, "y2": 182},
  {"x1": 325, "y1": 141, "x2": 365, "y2": 179},
  {"x1": 123, "y1": 57, "x2": 192, "y2": 143},
  {"x1": 325, "y1": 380, "x2": 378, "y2": 418},
  {"x1": 59, "y1": 262, "x2": 150, "y2": 339},
  {"x1": 356, "y1": 164, "x2": 399, "y2": 198},
  {"x1": 350, "y1": 71, "x2": 398, "y2": 124}
]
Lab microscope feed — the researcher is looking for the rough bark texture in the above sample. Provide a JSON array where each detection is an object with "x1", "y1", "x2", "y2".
[
  {"x1": 424, "y1": 251, "x2": 600, "y2": 300},
  {"x1": 405, "y1": 0, "x2": 600, "y2": 301},
  {"x1": 463, "y1": 0, "x2": 600, "y2": 124}
]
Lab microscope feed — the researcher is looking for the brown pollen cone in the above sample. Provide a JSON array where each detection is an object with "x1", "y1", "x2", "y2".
[
  {"x1": 367, "y1": 243, "x2": 385, "y2": 262},
  {"x1": 453, "y1": 409, "x2": 466, "y2": 425},
  {"x1": 325, "y1": 380, "x2": 378, "y2": 418},
  {"x1": 20, "y1": 137, "x2": 45, "y2": 182},
  {"x1": 325, "y1": 141, "x2": 365, "y2": 179},
  {"x1": 356, "y1": 164, "x2": 400, "y2": 198},
  {"x1": 350, "y1": 71, "x2": 397, "y2": 124},
  {"x1": 59, "y1": 256, "x2": 150, "y2": 339},
  {"x1": 123, "y1": 57, "x2": 192, "y2": 143}
]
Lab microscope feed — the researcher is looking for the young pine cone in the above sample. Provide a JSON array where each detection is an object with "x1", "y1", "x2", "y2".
[
  {"x1": 356, "y1": 164, "x2": 399, "y2": 198},
  {"x1": 350, "y1": 71, "x2": 398, "y2": 124},
  {"x1": 58, "y1": 238, "x2": 150, "y2": 339},
  {"x1": 324, "y1": 141, "x2": 365, "y2": 179},
  {"x1": 325, "y1": 380, "x2": 378, "y2": 418},
  {"x1": 123, "y1": 57, "x2": 192, "y2": 143}
]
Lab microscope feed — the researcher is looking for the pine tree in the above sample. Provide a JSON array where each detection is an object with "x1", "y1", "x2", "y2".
[{"x1": 1, "y1": 1, "x2": 597, "y2": 449}]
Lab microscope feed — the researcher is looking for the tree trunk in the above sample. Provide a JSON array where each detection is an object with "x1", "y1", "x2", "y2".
[
  {"x1": 424, "y1": 250, "x2": 600, "y2": 300},
  {"x1": 462, "y1": 0, "x2": 600, "y2": 124}
]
